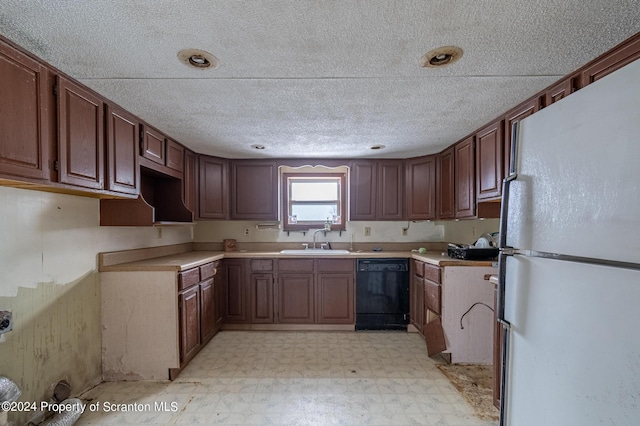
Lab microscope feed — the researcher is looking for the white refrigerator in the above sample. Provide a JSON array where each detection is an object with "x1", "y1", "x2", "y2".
[{"x1": 498, "y1": 58, "x2": 640, "y2": 425}]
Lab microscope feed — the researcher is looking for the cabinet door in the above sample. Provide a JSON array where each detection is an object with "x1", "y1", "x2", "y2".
[
  {"x1": 179, "y1": 285, "x2": 201, "y2": 363},
  {"x1": 224, "y1": 260, "x2": 248, "y2": 323},
  {"x1": 198, "y1": 155, "x2": 228, "y2": 219},
  {"x1": 183, "y1": 149, "x2": 197, "y2": 213},
  {"x1": 580, "y1": 36, "x2": 640, "y2": 88},
  {"x1": 545, "y1": 77, "x2": 574, "y2": 106},
  {"x1": 476, "y1": 120, "x2": 503, "y2": 201},
  {"x1": 455, "y1": 137, "x2": 475, "y2": 218},
  {"x1": 57, "y1": 76, "x2": 104, "y2": 189},
  {"x1": 166, "y1": 139, "x2": 184, "y2": 172},
  {"x1": 411, "y1": 275, "x2": 425, "y2": 334},
  {"x1": 230, "y1": 161, "x2": 278, "y2": 220},
  {"x1": 424, "y1": 279, "x2": 441, "y2": 315},
  {"x1": 436, "y1": 147, "x2": 455, "y2": 219},
  {"x1": 105, "y1": 105, "x2": 139, "y2": 195},
  {"x1": 377, "y1": 160, "x2": 404, "y2": 220},
  {"x1": 199, "y1": 278, "x2": 216, "y2": 343},
  {"x1": 0, "y1": 39, "x2": 51, "y2": 180},
  {"x1": 141, "y1": 126, "x2": 165, "y2": 165},
  {"x1": 349, "y1": 161, "x2": 377, "y2": 220},
  {"x1": 250, "y1": 273, "x2": 274, "y2": 323},
  {"x1": 406, "y1": 155, "x2": 436, "y2": 220},
  {"x1": 316, "y1": 273, "x2": 354, "y2": 324},
  {"x1": 504, "y1": 97, "x2": 540, "y2": 177},
  {"x1": 214, "y1": 264, "x2": 226, "y2": 330},
  {"x1": 278, "y1": 274, "x2": 315, "y2": 324}
]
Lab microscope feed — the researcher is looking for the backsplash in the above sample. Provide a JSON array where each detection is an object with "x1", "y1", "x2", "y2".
[{"x1": 194, "y1": 218, "x2": 500, "y2": 246}]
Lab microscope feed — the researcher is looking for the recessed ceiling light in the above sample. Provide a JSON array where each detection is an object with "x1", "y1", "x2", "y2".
[
  {"x1": 177, "y1": 49, "x2": 219, "y2": 70},
  {"x1": 370, "y1": 145, "x2": 385, "y2": 150},
  {"x1": 420, "y1": 46, "x2": 463, "y2": 68},
  {"x1": 251, "y1": 144, "x2": 266, "y2": 150}
]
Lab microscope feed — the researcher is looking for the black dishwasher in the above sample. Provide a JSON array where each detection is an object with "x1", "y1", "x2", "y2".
[{"x1": 356, "y1": 259, "x2": 409, "y2": 330}]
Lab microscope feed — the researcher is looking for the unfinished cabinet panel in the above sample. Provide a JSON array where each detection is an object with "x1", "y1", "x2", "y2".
[
  {"x1": 57, "y1": 76, "x2": 104, "y2": 189},
  {"x1": 0, "y1": 39, "x2": 51, "y2": 181}
]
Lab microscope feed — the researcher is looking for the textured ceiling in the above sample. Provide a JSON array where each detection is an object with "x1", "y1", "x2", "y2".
[{"x1": 1, "y1": 1, "x2": 639, "y2": 159}]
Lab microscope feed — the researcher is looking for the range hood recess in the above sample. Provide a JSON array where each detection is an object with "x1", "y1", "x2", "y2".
[{"x1": 100, "y1": 167, "x2": 194, "y2": 226}]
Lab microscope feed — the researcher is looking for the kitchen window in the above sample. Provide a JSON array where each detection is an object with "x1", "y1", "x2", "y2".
[{"x1": 282, "y1": 173, "x2": 346, "y2": 231}]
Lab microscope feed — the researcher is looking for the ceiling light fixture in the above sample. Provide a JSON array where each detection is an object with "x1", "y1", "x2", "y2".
[
  {"x1": 177, "y1": 49, "x2": 219, "y2": 70},
  {"x1": 420, "y1": 46, "x2": 463, "y2": 68}
]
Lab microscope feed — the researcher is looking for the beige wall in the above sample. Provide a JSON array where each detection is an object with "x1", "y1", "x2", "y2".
[
  {"x1": 0, "y1": 187, "x2": 192, "y2": 425},
  {"x1": 194, "y1": 218, "x2": 500, "y2": 247}
]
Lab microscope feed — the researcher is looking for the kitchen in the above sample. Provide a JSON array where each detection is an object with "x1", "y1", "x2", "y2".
[{"x1": 1, "y1": 2, "x2": 640, "y2": 425}]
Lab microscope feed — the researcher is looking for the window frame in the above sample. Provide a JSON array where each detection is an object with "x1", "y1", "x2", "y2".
[{"x1": 282, "y1": 172, "x2": 346, "y2": 231}]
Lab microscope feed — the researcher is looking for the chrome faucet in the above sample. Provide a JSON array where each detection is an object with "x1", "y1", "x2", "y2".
[{"x1": 312, "y1": 229, "x2": 326, "y2": 249}]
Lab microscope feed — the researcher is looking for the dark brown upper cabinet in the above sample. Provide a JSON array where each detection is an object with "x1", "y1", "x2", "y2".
[
  {"x1": 350, "y1": 160, "x2": 404, "y2": 221},
  {"x1": 503, "y1": 97, "x2": 541, "y2": 178},
  {"x1": 183, "y1": 149, "x2": 197, "y2": 213},
  {"x1": 377, "y1": 160, "x2": 404, "y2": 221},
  {"x1": 405, "y1": 155, "x2": 436, "y2": 220},
  {"x1": 476, "y1": 120, "x2": 503, "y2": 201},
  {"x1": 230, "y1": 160, "x2": 278, "y2": 220},
  {"x1": 198, "y1": 155, "x2": 228, "y2": 220},
  {"x1": 580, "y1": 35, "x2": 640, "y2": 88},
  {"x1": 454, "y1": 136, "x2": 475, "y2": 219},
  {"x1": 105, "y1": 104, "x2": 139, "y2": 196},
  {"x1": 141, "y1": 126, "x2": 165, "y2": 166},
  {"x1": 544, "y1": 77, "x2": 574, "y2": 107},
  {"x1": 436, "y1": 147, "x2": 455, "y2": 220},
  {"x1": 0, "y1": 38, "x2": 51, "y2": 181},
  {"x1": 166, "y1": 139, "x2": 184, "y2": 173},
  {"x1": 349, "y1": 161, "x2": 377, "y2": 220},
  {"x1": 56, "y1": 76, "x2": 105, "y2": 190}
]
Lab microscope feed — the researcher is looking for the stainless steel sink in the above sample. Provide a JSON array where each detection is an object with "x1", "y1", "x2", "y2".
[{"x1": 279, "y1": 249, "x2": 351, "y2": 255}]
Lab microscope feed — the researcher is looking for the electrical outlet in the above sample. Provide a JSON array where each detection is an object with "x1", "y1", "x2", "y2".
[
  {"x1": 244, "y1": 228, "x2": 249, "y2": 235},
  {"x1": 364, "y1": 227, "x2": 371, "y2": 237},
  {"x1": 402, "y1": 228, "x2": 408, "y2": 236}
]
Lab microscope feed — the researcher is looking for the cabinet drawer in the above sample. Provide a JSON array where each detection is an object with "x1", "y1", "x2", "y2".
[
  {"x1": 178, "y1": 267, "x2": 200, "y2": 291},
  {"x1": 424, "y1": 279, "x2": 441, "y2": 314},
  {"x1": 278, "y1": 259, "x2": 314, "y2": 272},
  {"x1": 317, "y1": 259, "x2": 354, "y2": 273},
  {"x1": 251, "y1": 259, "x2": 273, "y2": 272},
  {"x1": 412, "y1": 259, "x2": 424, "y2": 277},
  {"x1": 424, "y1": 263, "x2": 441, "y2": 284},
  {"x1": 199, "y1": 262, "x2": 217, "y2": 280}
]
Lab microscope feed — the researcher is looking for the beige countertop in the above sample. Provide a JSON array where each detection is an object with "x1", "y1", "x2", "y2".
[{"x1": 99, "y1": 248, "x2": 495, "y2": 272}]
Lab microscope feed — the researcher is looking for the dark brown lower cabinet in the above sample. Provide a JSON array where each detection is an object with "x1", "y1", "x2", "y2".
[
  {"x1": 316, "y1": 273, "x2": 354, "y2": 324},
  {"x1": 225, "y1": 259, "x2": 249, "y2": 323},
  {"x1": 179, "y1": 285, "x2": 201, "y2": 364},
  {"x1": 250, "y1": 273, "x2": 275, "y2": 323},
  {"x1": 411, "y1": 275, "x2": 425, "y2": 334},
  {"x1": 278, "y1": 274, "x2": 315, "y2": 324},
  {"x1": 199, "y1": 278, "x2": 216, "y2": 343}
]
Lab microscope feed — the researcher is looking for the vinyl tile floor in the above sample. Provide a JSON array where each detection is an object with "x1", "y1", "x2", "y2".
[{"x1": 77, "y1": 331, "x2": 499, "y2": 425}]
